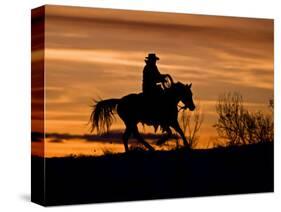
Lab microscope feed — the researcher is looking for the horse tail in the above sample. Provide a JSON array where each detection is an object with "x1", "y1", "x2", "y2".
[{"x1": 90, "y1": 98, "x2": 120, "y2": 134}]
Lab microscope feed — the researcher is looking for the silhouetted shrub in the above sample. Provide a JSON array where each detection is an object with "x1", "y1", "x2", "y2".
[
  {"x1": 180, "y1": 103, "x2": 204, "y2": 148},
  {"x1": 214, "y1": 92, "x2": 273, "y2": 146}
]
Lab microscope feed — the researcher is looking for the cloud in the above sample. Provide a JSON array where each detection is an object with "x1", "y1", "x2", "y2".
[{"x1": 31, "y1": 130, "x2": 179, "y2": 144}]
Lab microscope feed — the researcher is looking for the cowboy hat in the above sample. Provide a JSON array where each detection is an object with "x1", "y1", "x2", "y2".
[{"x1": 145, "y1": 53, "x2": 159, "y2": 61}]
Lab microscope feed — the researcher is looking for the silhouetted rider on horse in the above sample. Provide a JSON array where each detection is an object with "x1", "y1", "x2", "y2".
[
  {"x1": 142, "y1": 53, "x2": 172, "y2": 97},
  {"x1": 90, "y1": 52, "x2": 195, "y2": 152}
]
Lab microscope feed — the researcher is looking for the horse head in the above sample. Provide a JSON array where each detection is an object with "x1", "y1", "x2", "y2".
[{"x1": 173, "y1": 82, "x2": 195, "y2": 111}]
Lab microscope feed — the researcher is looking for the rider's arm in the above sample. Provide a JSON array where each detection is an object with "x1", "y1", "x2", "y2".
[{"x1": 154, "y1": 66, "x2": 166, "y2": 82}]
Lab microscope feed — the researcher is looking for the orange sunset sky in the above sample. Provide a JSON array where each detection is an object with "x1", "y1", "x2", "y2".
[{"x1": 32, "y1": 5, "x2": 273, "y2": 157}]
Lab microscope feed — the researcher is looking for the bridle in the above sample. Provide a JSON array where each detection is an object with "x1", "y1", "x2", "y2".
[{"x1": 163, "y1": 75, "x2": 189, "y2": 112}]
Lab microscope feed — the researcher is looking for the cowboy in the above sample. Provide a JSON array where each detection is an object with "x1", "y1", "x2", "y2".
[{"x1": 142, "y1": 53, "x2": 167, "y2": 96}]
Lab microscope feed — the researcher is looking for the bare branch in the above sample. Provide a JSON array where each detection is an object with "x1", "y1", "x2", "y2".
[{"x1": 214, "y1": 92, "x2": 273, "y2": 146}]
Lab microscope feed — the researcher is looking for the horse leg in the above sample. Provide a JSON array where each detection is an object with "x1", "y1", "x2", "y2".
[
  {"x1": 122, "y1": 128, "x2": 131, "y2": 152},
  {"x1": 171, "y1": 121, "x2": 189, "y2": 147},
  {"x1": 132, "y1": 126, "x2": 155, "y2": 151},
  {"x1": 156, "y1": 127, "x2": 172, "y2": 146}
]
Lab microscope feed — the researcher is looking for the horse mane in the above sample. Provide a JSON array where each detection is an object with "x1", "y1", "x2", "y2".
[{"x1": 170, "y1": 81, "x2": 185, "y2": 91}]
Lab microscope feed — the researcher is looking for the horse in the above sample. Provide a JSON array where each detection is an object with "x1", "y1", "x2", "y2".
[{"x1": 89, "y1": 81, "x2": 195, "y2": 152}]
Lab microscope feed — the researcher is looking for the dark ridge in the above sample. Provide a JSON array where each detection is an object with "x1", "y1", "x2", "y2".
[{"x1": 32, "y1": 142, "x2": 273, "y2": 206}]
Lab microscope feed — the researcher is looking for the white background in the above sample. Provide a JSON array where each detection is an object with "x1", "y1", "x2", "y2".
[{"x1": 0, "y1": 0, "x2": 280, "y2": 211}]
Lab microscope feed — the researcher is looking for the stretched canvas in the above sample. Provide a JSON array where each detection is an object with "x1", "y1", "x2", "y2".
[{"x1": 31, "y1": 5, "x2": 274, "y2": 206}]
